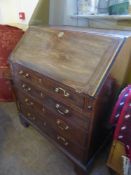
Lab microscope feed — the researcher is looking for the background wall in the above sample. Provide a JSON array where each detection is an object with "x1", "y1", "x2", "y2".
[
  {"x1": 0, "y1": 0, "x2": 39, "y2": 25},
  {"x1": 29, "y1": 0, "x2": 49, "y2": 26}
]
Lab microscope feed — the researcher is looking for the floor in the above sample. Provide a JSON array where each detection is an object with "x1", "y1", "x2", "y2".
[{"x1": 0, "y1": 102, "x2": 111, "y2": 175}]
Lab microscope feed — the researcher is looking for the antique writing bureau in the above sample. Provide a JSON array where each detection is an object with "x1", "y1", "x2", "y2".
[{"x1": 9, "y1": 26, "x2": 126, "y2": 175}]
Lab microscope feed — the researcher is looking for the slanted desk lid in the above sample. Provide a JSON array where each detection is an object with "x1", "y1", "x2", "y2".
[{"x1": 10, "y1": 26, "x2": 125, "y2": 96}]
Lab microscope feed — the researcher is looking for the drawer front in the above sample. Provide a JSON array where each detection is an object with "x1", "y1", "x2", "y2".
[
  {"x1": 43, "y1": 95, "x2": 89, "y2": 125},
  {"x1": 13, "y1": 63, "x2": 85, "y2": 109},
  {"x1": 16, "y1": 86, "x2": 89, "y2": 129},
  {"x1": 41, "y1": 108, "x2": 88, "y2": 147},
  {"x1": 53, "y1": 133, "x2": 85, "y2": 161},
  {"x1": 15, "y1": 80, "x2": 46, "y2": 100},
  {"x1": 15, "y1": 81, "x2": 89, "y2": 128},
  {"x1": 19, "y1": 105, "x2": 50, "y2": 136},
  {"x1": 19, "y1": 104, "x2": 85, "y2": 161},
  {"x1": 17, "y1": 90, "x2": 89, "y2": 147}
]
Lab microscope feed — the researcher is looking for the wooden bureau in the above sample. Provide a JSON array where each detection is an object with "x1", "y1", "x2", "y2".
[{"x1": 9, "y1": 26, "x2": 126, "y2": 175}]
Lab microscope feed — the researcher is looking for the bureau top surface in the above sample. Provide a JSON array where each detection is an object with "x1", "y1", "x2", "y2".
[{"x1": 10, "y1": 26, "x2": 125, "y2": 96}]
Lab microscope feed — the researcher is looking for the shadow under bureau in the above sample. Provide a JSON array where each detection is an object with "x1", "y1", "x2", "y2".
[{"x1": 9, "y1": 26, "x2": 127, "y2": 175}]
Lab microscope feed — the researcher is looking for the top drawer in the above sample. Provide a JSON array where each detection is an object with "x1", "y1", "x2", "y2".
[{"x1": 12, "y1": 64, "x2": 85, "y2": 109}]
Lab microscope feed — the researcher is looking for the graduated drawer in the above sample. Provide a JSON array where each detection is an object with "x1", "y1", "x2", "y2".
[
  {"x1": 19, "y1": 104, "x2": 86, "y2": 161},
  {"x1": 19, "y1": 104, "x2": 52, "y2": 137},
  {"x1": 14, "y1": 79, "x2": 89, "y2": 123},
  {"x1": 15, "y1": 86, "x2": 89, "y2": 130},
  {"x1": 16, "y1": 90, "x2": 89, "y2": 147},
  {"x1": 13, "y1": 63, "x2": 85, "y2": 109}
]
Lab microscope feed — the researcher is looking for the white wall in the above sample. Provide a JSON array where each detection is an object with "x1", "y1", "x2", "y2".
[{"x1": 0, "y1": 0, "x2": 38, "y2": 25}]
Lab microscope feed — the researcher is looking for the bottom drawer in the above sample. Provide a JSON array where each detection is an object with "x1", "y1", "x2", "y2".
[
  {"x1": 16, "y1": 90, "x2": 88, "y2": 147},
  {"x1": 19, "y1": 104, "x2": 86, "y2": 162},
  {"x1": 19, "y1": 105, "x2": 50, "y2": 135}
]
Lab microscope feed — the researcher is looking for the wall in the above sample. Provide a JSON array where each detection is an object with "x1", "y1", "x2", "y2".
[
  {"x1": 0, "y1": 0, "x2": 13, "y2": 23},
  {"x1": 29, "y1": 0, "x2": 49, "y2": 26},
  {"x1": 126, "y1": 58, "x2": 131, "y2": 83},
  {"x1": 0, "y1": 0, "x2": 39, "y2": 25},
  {"x1": 111, "y1": 37, "x2": 131, "y2": 86}
]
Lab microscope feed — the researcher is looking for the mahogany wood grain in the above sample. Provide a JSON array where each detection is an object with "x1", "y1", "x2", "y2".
[
  {"x1": 9, "y1": 26, "x2": 122, "y2": 175},
  {"x1": 17, "y1": 90, "x2": 89, "y2": 147},
  {"x1": 13, "y1": 78, "x2": 92, "y2": 120},
  {"x1": 19, "y1": 104, "x2": 86, "y2": 161},
  {"x1": 13, "y1": 63, "x2": 85, "y2": 109},
  {"x1": 11, "y1": 63, "x2": 117, "y2": 173},
  {"x1": 10, "y1": 26, "x2": 124, "y2": 96}
]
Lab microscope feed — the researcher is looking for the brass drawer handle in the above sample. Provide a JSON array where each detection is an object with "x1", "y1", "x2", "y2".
[
  {"x1": 22, "y1": 84, "x2": 26, "y2": 88},
  {"x1": 57, "y1": 136, "x2": 69, "y2": 146},
  {"x1": 27, "y1": 87, "x2": 31, "y2": 92},
  {"x1": 55, "y1": 87, "x2": 70, "y2": 97},
  {"x1": 27, "y1": 113, "x2": 35, "y2": 121},
  {"x1": 24, "y1": 73, "x2": 30, "y2": 78},
  {"x1": 42, "y1": 107, "x2": 45, "y2": 113},
  {"x1": 56, "y1": 119, "x2": 69, "y2": 131},
  {"x1": 22, "y1": 84, "x2": 31, "y2": 92},
  {"x1": 40, "y1": 92, "x2": 44, "y2": 97},
  {"x1": 25, "y1": 98, "x2": 29, "y2": 103},
  {"x1": 56, "y1": 104, "x2": 69, "y2": 115},
  {"x1": 19, "y1": 70, "x2": 24, "y2": 75},
  {"x1": 19, "y1": 70, "x2": 30, "y2": 79},
  {"x1": 87, "y1": 105, "x2": 92, "y2": 111},
  {"x1": 25, "y1": 98, "x2": 34, "y2": 106},
  {"x1": 27, "y1": 112, "x2": 31, "y2": 117},
  {"x1": 38, "y1": 78, "x2": 42, "y2": 83}
]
